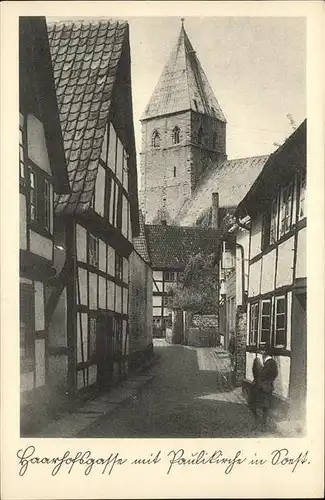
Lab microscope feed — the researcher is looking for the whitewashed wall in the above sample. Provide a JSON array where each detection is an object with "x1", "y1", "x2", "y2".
[{"x1": 27, "y1": 114, "x2": 51, "y2": 174}]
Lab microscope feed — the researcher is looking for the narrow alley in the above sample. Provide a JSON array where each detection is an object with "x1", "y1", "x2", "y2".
[{"x1": 78, "y1": 340, "x2": 277, "y2": 438}]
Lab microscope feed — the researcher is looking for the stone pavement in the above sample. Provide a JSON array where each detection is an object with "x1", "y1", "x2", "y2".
[
  {"x1": 34, "y1": 341, "x2": 294, "y2": 438},
  {"x1": 36, "y1": 372, "x2": 153, "y2": 438},
  {"x1": 77, "y1": 340, "x2": 280, "y2": 438}
]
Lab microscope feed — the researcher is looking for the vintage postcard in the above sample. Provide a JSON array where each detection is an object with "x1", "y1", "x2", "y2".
[{"x1": 0, "y1": 1, "x2": 324, "y2": 499}]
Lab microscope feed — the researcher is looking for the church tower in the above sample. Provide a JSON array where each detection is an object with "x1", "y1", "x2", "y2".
[{"x1": 140, "y1": 20, "x2": 227, "y2": 224}]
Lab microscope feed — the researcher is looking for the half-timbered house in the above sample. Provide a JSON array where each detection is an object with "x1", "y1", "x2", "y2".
[
  {"x1": 236, "y1": 119, "x2": 307, "y2": 425},
  {"x1": 145, "y1": 224, "x2": 221, "y2": 339},
  {"x1": 46, "y1": 20, "x2": 140, "y2": 403},
  {"x1": 19, "y1": 17, "x2": 70, "y2": 429}
]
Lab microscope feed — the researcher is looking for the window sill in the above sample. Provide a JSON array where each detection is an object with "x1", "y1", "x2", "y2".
[{"x1": 29, "y1": 221, "x2": 53, "y2": 240}]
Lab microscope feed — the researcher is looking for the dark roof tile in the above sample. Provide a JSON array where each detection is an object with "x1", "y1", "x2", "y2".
[
  {"x1": 145, "y1": 225, "x2": 221, "y2": 269},
  {"x1": 47, "y1": 19, "x2": 128, "y2": 214},
  {"x1": 176, "y1": 155, "x2": 269, "y2": 225}
]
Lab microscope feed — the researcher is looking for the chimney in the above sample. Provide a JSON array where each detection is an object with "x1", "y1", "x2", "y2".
[{"x1": 211, "y1": 192, "x2": 219, "y2": 228}]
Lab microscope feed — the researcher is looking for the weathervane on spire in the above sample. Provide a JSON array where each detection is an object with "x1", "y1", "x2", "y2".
[{"x1": 181, "y1": 18, "x2": 185, "y2": 28}]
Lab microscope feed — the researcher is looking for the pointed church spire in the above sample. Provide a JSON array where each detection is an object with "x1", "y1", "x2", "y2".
[{"x1": 141, "y1": 23, "x2": 226, "y2": 122}]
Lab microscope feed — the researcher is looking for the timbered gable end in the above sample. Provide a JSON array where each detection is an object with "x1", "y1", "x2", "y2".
[
  {"x1": 92, "y1": 121, "x2": 132, "y2": 242},
  {"x1": 75, "y1": 220, "x2": 130, "y2": 390},
  {"x1": 236, "y1": 120, "x2": 306, "y2": 404}
]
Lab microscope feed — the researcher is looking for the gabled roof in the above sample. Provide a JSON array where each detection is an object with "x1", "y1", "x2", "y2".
[
  {"x1": 19, "y1": 17, "x2": 69, "y2": 194},
  {"x1": 176, "y1": 155, "x2": 269, "y2": 226},
  {"x1": 141, "y1": 24, "x2": 226, "y2": 122},
  {"x1": 133, "y1": 211, "x2": 151, "y2": 264},
  {"x1": 236, "y1": 120, "x2": 306, "y2": 218},
  {"x1": 47, "y1": 19, "x2": 139, "y2": 230},
  {"x1": 145, "y1": 224, "x2": 221, "y2": 269}
]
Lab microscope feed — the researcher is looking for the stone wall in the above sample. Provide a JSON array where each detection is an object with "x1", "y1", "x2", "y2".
[
  {"x1": 188, "y1": 314, "x2": 219, "y2": 347},
  {"x1": 140, "y1": 110, "x2": 226, "y2": 224},
  {"x1": 234, "y1": 306, "x2": 247, "y2": 386},
  {"x1": 128, "y1": 251, "x2": 153, "y2": 370}
]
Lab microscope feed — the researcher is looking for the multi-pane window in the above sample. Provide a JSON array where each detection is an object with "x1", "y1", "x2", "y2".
[
  {"x1": 19, "y1": 126, "x2": 25, "y2": 179},
  {"x1": 122, "y1": 151, "x2": 129, "y2": 191},
  {"x1": 269, "y1": 197, "x2": 278, "y2": 244},
  {"x1": 249, "y1": 302, "x2": 259, "y2": 345},
  {"x1": 249, "y1": 295, "x2": 287, "y2": 349},
  {"x1": 260, "y1": 299, "x2": 272, "y2": 345},
  {"x1": 274, "y1": 296, "x2": 286, "y2": 347},
  {"x1": 115, "y1": 254, "x2": 123, "y2": 282},
  {"x1": 172, "y1": 126, "x2": 180, "y2": 145},
  {"x1": 44, "y1": 179, "x2": 51, "y2": 231},
  {"x1": 28, "y1": 167, "x2": 53, "y2": 233},
  {"x1": 163, "y1": 271, "x2": 176, "y2": 282},
  {"x1": 29, "y1": 169, "x2": 36, "y2": 222},
  {"x1": 298, "y1": 169, "x2": 306, "y2": 220},
  {"x1": 280, "y1": 183, "x2": 293, "y2": 237},
  {"x1": 152, "y1": 130, "x2": 160, "y2": 148},
  {"x1": 88, "y1": 234, "x2": 99, "y2": 268}
]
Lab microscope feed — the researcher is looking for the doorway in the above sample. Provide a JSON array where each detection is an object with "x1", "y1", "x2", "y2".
[
  {"x1": 96, "y1": 313, "x2": 114, "y2": 388},
  {"x1": 289, "y1": 291, "x2": 307, "y2": 422}
]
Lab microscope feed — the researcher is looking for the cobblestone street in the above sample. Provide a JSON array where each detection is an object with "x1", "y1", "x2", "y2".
[{"x1": 79, "y1": 340, "x2": 278, "y2": 438}]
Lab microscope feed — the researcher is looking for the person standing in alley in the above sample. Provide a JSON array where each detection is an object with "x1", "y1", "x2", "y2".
[
  {"x1": 259, "y1": 345, "x2": 278, "y2": 428},
  {"x1": 248, "y1": 345, "x2": 278, "y2": 430},
  {"x1": 248, "y1": 353, "x2": 263, "y2": 424}
]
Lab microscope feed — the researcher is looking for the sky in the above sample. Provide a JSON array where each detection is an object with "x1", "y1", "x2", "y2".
[
  {"x1": 47, "y1": 16, "x2": 306, "y2": 161},
  {"x1": 126, "y1": 16, "x2": 306, "y2": 160}
]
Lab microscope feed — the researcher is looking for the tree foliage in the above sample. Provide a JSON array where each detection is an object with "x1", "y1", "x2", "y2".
[{"x1": 166, "y1": 253, "x2": 218, "y2": 314}]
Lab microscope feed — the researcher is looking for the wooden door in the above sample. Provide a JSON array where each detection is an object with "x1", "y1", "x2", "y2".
[
  {"x1": 289, "y1": 292, "x2": 307, "y2": 422},
  {"x1": 96, "y1": 314, "x2": 114, "y2": 388}
]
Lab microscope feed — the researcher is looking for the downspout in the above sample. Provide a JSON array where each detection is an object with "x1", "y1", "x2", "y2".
[{"x1": 222, "y1": 239, "x2": 246, "y2": 309}]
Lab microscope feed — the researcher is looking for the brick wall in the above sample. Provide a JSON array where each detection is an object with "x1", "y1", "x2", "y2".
[{"x1": 128, "y1": 251, "x2": 153, "y2": 369}]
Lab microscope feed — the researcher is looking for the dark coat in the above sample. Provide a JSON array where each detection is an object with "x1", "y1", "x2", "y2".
[
  {"x1": 250, "y1": 356, "x2": 278, "y2": 409},
  {"x1": 259, "y1": 357, "x2": 278, "y2": 394}
]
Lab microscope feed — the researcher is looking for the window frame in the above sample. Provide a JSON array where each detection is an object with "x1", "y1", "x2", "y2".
[
  {"x1": 273, "y1": 295, "x2": 287, "y2": 348},
  {"x1": 279, "y1": 183, "x2": 294, "y2": 237},
  {"x1": 19, "y1": 123, "x2": 26, "y2": 181},
  {"x1": 27, "y1": 165, "x2": 53, "y2": 235},
  {"x1": 297, "y1": 168, "x2": 306, "y2": 221},
  {"x1": 259, "y1": 298, "x2": 272, "y2": 346},
  {"x1": 261, "y1": 195, "x2": 278, "y2": 250},
  {"x1": 249, "y1": 302, "x2": 259, "y2": 345},
  {"x1": 172, "y1": 126, "x2": 180, "y2": 145},
  {"x1": 88, "y1": 233, "x2": 99, "y2": 268},
  {"x1": 151, "y1": 130, "x2": 161, "y2": 148},
  {"x1": 163, "y1": 271, "x2": 176, "y2": 282},
  {"x1": 115, "y1": 254, "x2": 123, "y2": 282}
]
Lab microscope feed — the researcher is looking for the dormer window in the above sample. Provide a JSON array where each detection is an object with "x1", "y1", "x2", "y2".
[
  {"x1": 152, "y1": 130, "x2": 161, "y2": 148},
  {"x1": 172, "y1": 126, "x2": 180, "y2": 145},
  {"x1": 198, "y1": 126, "x2": 203, "y2": 145}
]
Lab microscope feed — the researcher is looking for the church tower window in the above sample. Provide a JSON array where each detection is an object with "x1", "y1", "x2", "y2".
[
  {"x1": 152, "y1": 130, "x2": 161, "y2": 148},
  {"x1": 172, "y1": 126, "x2": 180, "y2": 145}
]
